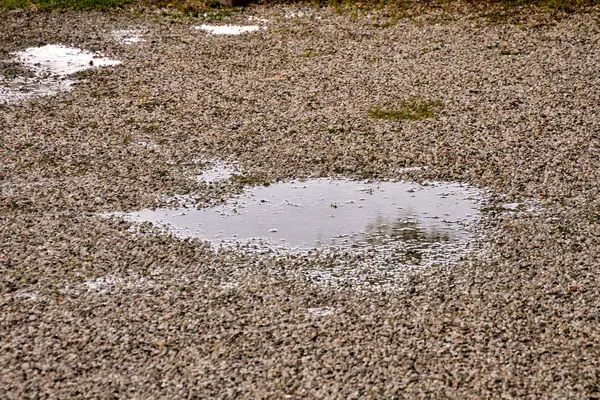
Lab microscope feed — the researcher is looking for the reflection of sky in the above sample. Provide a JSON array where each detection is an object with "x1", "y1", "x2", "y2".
[
  {"x1": 122, "y1": 179, "x2": 481, "y2": 252},
  {"x1": 1, "y1": 45, "x2": 120, "y2": 104}
]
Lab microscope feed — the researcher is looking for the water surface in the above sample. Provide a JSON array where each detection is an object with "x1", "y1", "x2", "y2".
[
  {"x1": 121, "y1": 179, "x2": 481, "y2": 253},
  {"x1": 193, "y1": 25, "x2": 262, "y2": 35},
  {"x1": 1, "y1": 45, "x2": 120, "y2": 104}
]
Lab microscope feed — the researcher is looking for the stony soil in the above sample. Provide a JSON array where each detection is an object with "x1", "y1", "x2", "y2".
[{"x1": 1, "y1": 5, "x2": 599, "y2": 398}]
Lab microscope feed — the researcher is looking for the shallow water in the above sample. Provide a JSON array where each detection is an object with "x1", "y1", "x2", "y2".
[
  {"x1": 120, "y1": 179, "x2": 481, "y2": 253},
  {"x1": 308, "y1": 307, "x2": 334, "y2": 317},
  {"x1": 16, "y1": 45, "x2": 120, "y2": 75},
  {"x1": 193, "y1": 25, "x2": 262, "y2": 35},
  {"x1": 1, "y1": 45, "x2": 120, "y2": 104},
  {"x1": 0, "y1": 76, "x2": 74, "y2": 104},
  {"x1": 196, "y1": 162, "x2": 236, "y2": 183}
]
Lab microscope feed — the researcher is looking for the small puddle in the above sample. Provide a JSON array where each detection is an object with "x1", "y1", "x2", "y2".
[
  {"x1": 16, "y1": 45, "x2": 120, "y2": 75},
  {"x1": 192, "y1": 25, "x2": 262, "y2": 35},
  {"x1": 308, "y1": 307, "x2": 334, "y2": 317},
  {"x1": 16, "y1": 291, "x2": 38, "y2": 301},
  {"x1": 1, "y1": 44, "x2": 120, "y2": 104},
  {"x1": 196, "y1": 162, "x2": 237, "y2": 183},
  {"x1": 118, "y1": 179, "x2": 482, "y2": 258}
]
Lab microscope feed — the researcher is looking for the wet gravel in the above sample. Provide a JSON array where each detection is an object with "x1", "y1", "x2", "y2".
[{"x1": 1, "y1": 5, "x2": 600, "y2": 398}]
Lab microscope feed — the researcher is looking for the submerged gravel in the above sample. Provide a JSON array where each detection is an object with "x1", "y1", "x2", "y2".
[{"x1": 1, "y1": 5, "x2": 599, "y2": 398}]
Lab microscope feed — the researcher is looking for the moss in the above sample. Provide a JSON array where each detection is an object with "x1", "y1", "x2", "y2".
[
  {"x1": 500, "y1": 49, "x2": 522, "y2": 55},
  {"x1": 368, "y1": 98, "x2": 443, "y2": 121},
  {"x1": 327, "y1": 127, "x2": 346, "y2": 135},
  {"x1": 0, "y1": 0, "x2": 232, "y2": 13},
  {"x1": 301, "y1": 50, "x2": 318, "y2": 58},
  {"x1": 0, "y1": 0, "x2": 131, "y2": 10}
]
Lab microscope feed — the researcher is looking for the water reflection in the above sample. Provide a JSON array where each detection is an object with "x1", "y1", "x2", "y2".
[
  {"x1": 362, "y1": 217, "x2": 452, "y2": 246},
  {"x1": 115, "y1": 178, "x2": 481, "y2": 256}
]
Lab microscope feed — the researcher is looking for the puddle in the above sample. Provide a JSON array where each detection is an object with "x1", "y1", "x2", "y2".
[
  {"x1": 15, "y1": 45, "x2": 120, "y2": 75},
  {"x1": 112, "y1": 30, "x2": 144, "y2": 44},
  {"x1": 0, "y1": 44, "x2": 120, "y2": 104},
  {"x1": 0, "y1": 75, "x2": 73, "y2": 104},
  {"x1": 308, "y1": 307, "x2": 334, "y2": 317},
  {"x1": 192, "y1": 25, "x2": 262, "y2": 35},
  {"x1": 196, "y1": 162, "x2": 236, "y2": 183},
  {"x1": 117, "y1": 179, "x2": 482, "y2": 255},
  {"x1": 16, "y1": 291, "x2": 38, "y2": 301},
  {"x1": 396, "y1": 166, "x2": 428, "y2": 173},
  {"x1": 84, "y1": 276, "x2": 123, "y2": 292},
  {"x1": 104, "y1": 178, "x2": 487, "y2": 289},
  {"x1": 247, "y1": 16, "x2": 269, "y2": 23}
]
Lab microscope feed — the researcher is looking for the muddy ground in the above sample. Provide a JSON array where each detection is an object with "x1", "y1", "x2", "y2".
[{"x1": 1, "y1": 5, "x2": 599, "y2": 398}]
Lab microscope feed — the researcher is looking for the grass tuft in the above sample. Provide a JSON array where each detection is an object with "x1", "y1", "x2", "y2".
[
  {"x1": 301, "y1": 50, "x2": 318, "y2": 58},
  {"x1": 368, "y1": 98, "x2": 442, "y2": 121},
  {"x1": 0, "y1": 0, "x2": 231, "y2": 12},
  {"x1": 0, "y1": 0, "x2": 131, "y2": 10}
]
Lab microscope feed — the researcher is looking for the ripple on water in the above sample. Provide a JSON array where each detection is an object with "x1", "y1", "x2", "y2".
[{"x1": 116, "y1": 179, "x2": 484, "y2": 276}]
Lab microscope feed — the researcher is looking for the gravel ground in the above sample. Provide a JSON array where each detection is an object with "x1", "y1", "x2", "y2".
[{"x1": 1, "y1": 5, "x2": 600, "y2": 398}]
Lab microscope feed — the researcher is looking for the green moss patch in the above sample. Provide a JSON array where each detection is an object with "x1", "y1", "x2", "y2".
[{"x1": 368, "y1": 99, "x2": 443, "y2": 121}]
